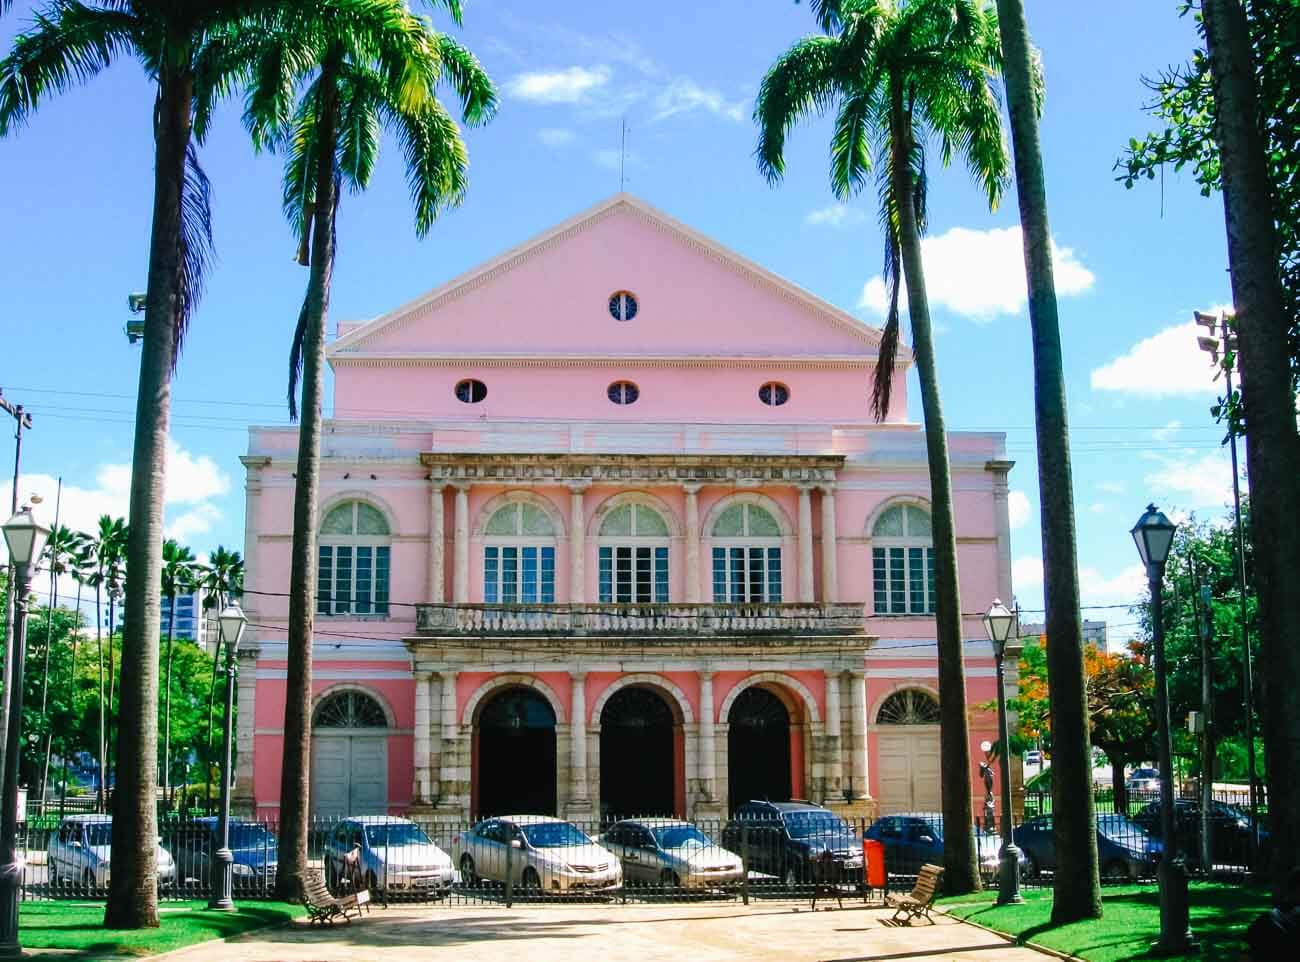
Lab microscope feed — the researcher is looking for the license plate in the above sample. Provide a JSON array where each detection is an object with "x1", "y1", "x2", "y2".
[{"x1": 415, "y1": 876, "x2": 438, "y2": 886}]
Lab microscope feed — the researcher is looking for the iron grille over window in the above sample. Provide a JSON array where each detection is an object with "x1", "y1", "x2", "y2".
[
  {"x1": 870, "y1": 504, "x2": 935, "y2": 615},
  {"x1": 607, "y1": 380, "x2": 639, "y2": 405},
  {"x1": 876, "y1": 689, "x2": 940, "y2": 725},
  {"x1": 314, "y1": 690, "x2": 388, "y2": 728},
  {"x1": 455, "y1": 378, "x2": 487, "y2": 403},
  {"x1": 317, "y1": 501, "x2": 391, "y2": 616}
]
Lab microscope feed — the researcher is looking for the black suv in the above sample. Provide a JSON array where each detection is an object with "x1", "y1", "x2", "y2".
[{"x1": 720, "y1": 800, "x2": 863, "y2": 887}]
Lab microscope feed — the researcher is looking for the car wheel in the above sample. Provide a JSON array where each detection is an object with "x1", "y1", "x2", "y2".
[
  {"x1": 459, "y1": 854, "x2": 478, "y2": 888},
  {"x1": 1025, "y1": 854, "x2": 1041, "y2": 879},
  {"x1": 367, "y1": 871, "x2": 382, "y2": 901},
  {"x1": 83, "y1": 869, "x2": 95, "y2": 893},
  {"x1": 659, "y1": 868, "x2": 680, "y2": 888},
  {"x1": 520, "y1": 867, "x2": 541, "y2": 894},
  {"x1": 1102, "y1": 858, "x2": 1130, "y2": 883}
]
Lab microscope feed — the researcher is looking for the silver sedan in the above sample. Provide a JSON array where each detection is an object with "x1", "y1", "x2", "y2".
[
  {"x1": 450, "y1": 815, "x2": 622, "y2": 894},
  {"x1": 601, "y1": 819, "x2": 744, "y2": 890}
]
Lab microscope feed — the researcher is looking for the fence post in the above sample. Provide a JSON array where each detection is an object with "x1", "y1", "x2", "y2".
[
  {"x1": 740, "y1": 824, "x2": 749, "y2": 906},
  {"x1": 505, "y1": 839, "x2": 514, "y2": 908}
]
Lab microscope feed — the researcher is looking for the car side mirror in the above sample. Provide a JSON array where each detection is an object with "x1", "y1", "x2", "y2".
[
  {"x1": 510, "y1": 839, "x2": 522, "y2": 849},
  {"x1": 918, "y1": 835, "x2": 935, "y2": 845}
]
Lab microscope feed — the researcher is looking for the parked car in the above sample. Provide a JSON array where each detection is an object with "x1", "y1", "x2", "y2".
[
  {"x1": 600, "y1": 818, "x2": 743, "y2": 890},
  {"x1": 323, "y1": 816, "x2": 454, "y2": 898},
  {"x1": 863, "y1": 813, "x2": 1028, "y2": 883},
  {"x1": 451, "y1": 815, "x2": 621, "y2": 894},
  {"x1": 1014, "y1": 813, "x2": 1160, "y2": 882},
  {"x1": 48, "y1": 815, "x2": 175, "y2": 891},
  {"x1": 1024, "y1": 750, "x2": 1043, "y2": 767},
  {"x1": 1132, "y1": 798, "x2": 1269, "y2": 869},
  {"x1": 171, "y1": 817, "x2": 277, "y2": 892},
  {"x1": 1126, "y1": 767, "x2": 1161, "y2": 795},
  {"x1": 720, "y1": 800, "x2": 863, "y2": 888}
]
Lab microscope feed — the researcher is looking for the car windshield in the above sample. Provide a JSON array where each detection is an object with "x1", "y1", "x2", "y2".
[
  {"x1": 365, "y1": 823, "x2": 432, "y2": 848},
  {"x1": 653, "y1": 825, "x2": 710, "y2": 849},
  {"x1": 520, "y1": 822, "x2": 591, "y2": 849},
  {"x1": 1131, "y1": 769, "x2": 1158, "y2": 779},
  {"x1": 1098, "y1": 814, "x2": 1149, "y2": 841},
  {"x1": 784, "y1": 812, "x2": 851, "y2": 839},
  {"x1": 920, "y1": 818, "x2": 945, "y2": 840},
  {"x1": 85, "y1": 824, "x2": 111, "y2": 846},
  {"x1": 229, "y1": 824, "x2": 276, "y2": 850}
]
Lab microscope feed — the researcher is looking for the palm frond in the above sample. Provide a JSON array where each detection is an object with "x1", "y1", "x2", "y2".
[
  {"x1": 280, "y1": 79, "x2": 322, "y2": 262},
  {"x1": 830, "y1": 89, "x2": 874, "y2": 199},
  {"x1": 753, "y1": 34, "x2": 842, "y2": 184},
  {"x1": 414, "y1": 0, "x2": 464, "y2": 28},
  {"x1": 380, "y1": 90, "x2": 468, "y2": 235},
  {"x1": 174, "y1": 143, "x2": 216, "y2": 365},
  {"x1": 432, "y1": 32, "x2": 495, "y2": 124},
  {"x1": 0, "y1": 1, "x2": 138, "y2": 135},
  {"x1": 337, "y1": 66, "x2": 382, "y2": 190},
  {"x1": 286, "y1": 290, "x2": 310, "y2": 421}
]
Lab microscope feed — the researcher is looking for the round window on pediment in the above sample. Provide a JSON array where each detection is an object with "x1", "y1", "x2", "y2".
[
  {"x1": 759, "y1": 381, "x2": 790, "y2": 406},
  {"x1": 608, "y1": 291, "x2": 638, "y2": 322},
  {"x1": 454, "y1": 378, "x2": 487, "y2": 404}
]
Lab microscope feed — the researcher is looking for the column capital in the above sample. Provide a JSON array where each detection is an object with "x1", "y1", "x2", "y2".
[
  {"x1": 817, "y1": 481, "x2": 837, "y2": 494},
  {"x1": 796, "y1": 482, "x2": 817, "y2": 494},
  {"x1": 569, "y1": 670, "x2": 588, "y2": 682},
  {"x1": 428, "y1": 478, "x2": 447, "y2": 491},
  {"x1": 566, "y1": 480, "x2": 592, "y2": 493},
  {"x1": 682, "y1": 482, "x2": 704, "y2": 496},
  {"x1": 451, "y1": 481, "x2": 472, "y2": 493}
]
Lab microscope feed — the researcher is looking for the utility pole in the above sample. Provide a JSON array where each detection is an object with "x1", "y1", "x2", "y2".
[{"x1": 0, "y1": 390, "x2": 33, "y2": 793}]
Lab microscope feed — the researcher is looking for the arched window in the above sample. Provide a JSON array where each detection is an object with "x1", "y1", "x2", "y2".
[
  {"x1": 483, "y1": 501, "x2": 557, "y2": 604},
  {"x1": 318, "y1": 501, "x2": 391, "y2": 616},
  {"x1": 598, "y1": 502, "x2": 670, "y2": 603},
  {"x1": 871, "y1": 504, "x2": 935, "y2": 615},
  {"x1": 876, "y1": 689, "x2": 940, "y2": 725},
  {"x1": 314, "y1": 690, "x2": 389, "y2": 728},
  {"x1": 711, "y1": 502, "x2": 783, "y2": 602}
]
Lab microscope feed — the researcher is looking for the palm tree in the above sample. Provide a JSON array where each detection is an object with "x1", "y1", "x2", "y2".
[
  {"x1": 756, "y1": 0, "x2": 1009, "y2": 893},
  {"x1": 989, "y1": 0, "x2": 1100, "y2": 921},
  {"x1": 197, "y1": 546, "x2": 243, "y2": 811},
  {"x1": 58, "y1": 539, "x2": 91, "y2": 816},
  {"x1": 160, "y1": 539, "x2": 199, "y2": 810},
  {"x1": 38, "y1": 525, "x2": 87, "y2": 805},
  {"x1": 237, "y1": 0, "x2": 495, "y2": 900}
]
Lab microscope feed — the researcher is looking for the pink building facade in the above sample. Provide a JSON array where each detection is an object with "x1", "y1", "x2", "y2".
[{"x1": 235, "y1": 195, "x2": 1019, "y2": 826}]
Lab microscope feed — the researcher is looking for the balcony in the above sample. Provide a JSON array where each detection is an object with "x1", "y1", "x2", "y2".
[{"x1": 413, "y1": 602, "x2": 867, "y2": 641}]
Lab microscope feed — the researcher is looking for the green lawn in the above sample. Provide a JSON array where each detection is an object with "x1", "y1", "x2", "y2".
[
  {"x1": 940, "y1": 883, "x2": 1267, "y2": 962},
  {"x1": 17, "y1": 900, "x2": 305, "y2": 957}
]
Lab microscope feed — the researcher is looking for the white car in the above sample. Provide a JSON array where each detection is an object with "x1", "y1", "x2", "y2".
[
  {"x1": 451, "y1": 815, "x2": 622, "y2": 894},
  {"x1": 322, "y1": 817, "x2": 454, "y2": 897},
  {"x1": 1126, "y1": 767, "x2": 1161, "y2": 795},
  {"x1": 47, "y1": 815, "x2": 175, "y2": 890},
  {"x1": 600, "y1": 818, "x2": 743, "y2": 890}
]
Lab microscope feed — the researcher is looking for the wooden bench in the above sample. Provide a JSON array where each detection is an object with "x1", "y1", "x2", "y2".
[
  {"x1": 303, "y1": 870, "x2": 369, "y2": 926},
  {"x1": 887, "y1": 863, "x2": 944, "y2": 924}
]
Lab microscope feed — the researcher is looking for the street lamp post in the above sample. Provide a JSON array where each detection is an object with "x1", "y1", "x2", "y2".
[
  {"x1": 1, "y1": 506, "x2": 51, "y2": 958},
  {"x1": 1131, "y1": 504, "x2": 1192, "y2": 953},
  {"x1": 207, "y1": 602, "x2": 246, "y2": 912},
  {"x1": 981, "y1": 599, "x2": 1023, "y2": 905}
]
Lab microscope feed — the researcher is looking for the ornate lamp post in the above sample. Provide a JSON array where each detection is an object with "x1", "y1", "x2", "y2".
[
  {"x1": 981, "y1": 598, "x2": 1023, "y2": 905},
  {"x1": 207, "y1": 602, "x2": 246, "y2": 911},
  {"x1": 1, "y1": 506, "x2": 50, "y2": 958},
  {"x1": 1131, "y1": 504, "x2": 1192, "y2": 952}
]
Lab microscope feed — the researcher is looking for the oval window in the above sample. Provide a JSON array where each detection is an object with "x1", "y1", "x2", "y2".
[
  {"x1": 607, "y1": 380, "x2": 640, "y2": 405},
  {"x1": 454, "y1": 379, "x2": 487, "y2": 404},
  {"x1": 759, "y1": 381, "x2": 790, "y2": 406},
  {"x1": 608, "y1": 291, "x2": 638, "y2": 321}
]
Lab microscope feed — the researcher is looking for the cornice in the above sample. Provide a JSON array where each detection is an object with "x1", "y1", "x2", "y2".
[
  {"x1": 327, "y1": 353, "x2": 894, "y2": 371},
  {"x1": 418, "y1": 451, "x2": 845, "y2": 485}
]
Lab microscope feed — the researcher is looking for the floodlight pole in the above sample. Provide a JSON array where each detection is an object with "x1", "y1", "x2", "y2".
[{"x1": 0, "y1": 391, "x2": 33, "y2": 794}]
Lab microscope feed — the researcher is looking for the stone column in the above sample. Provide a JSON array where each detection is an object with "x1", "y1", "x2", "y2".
[
  {"x1": 797, "y1": 485, "x2": 815, "y2": 603},
  {"x1": 849, "y1": 671, "x2": 869, "y2": 799},
  {"x1": 435, "y1": 670, "x2": 463, "y2": 813},
  {"x1": 440, "y1": 670, "x2": 459, "y2": 742},
  {"x1": 819, "y1": 484, "x2": 839, "y2": 603},
  {"x1": 413, "y1": 670, "x2": 433, "y2": 805},
  {"x1": 428, "y1": 484, "x2": 445, "y2": 604},
  {"x1": 232, "y1": 645, "x2": 259, "y2": 814},
  {"x1": 684, "y1": 484, "x2": 702, "y2": 603},
  {"x1": 569, "y1": 483, "x2": 588, "y2": 604},
  {"x1": 452, "y1": 484, "x2": 470, "y2": 604},
  {"x1": 698, "y1": 669, "x2": 716, "y2": 799},
  {"x1": 824, "y1": 669, "x2": 843, "y2": 796},
  {"x1": 569, "y1": 672, "x2": 592, "y2": 815}
]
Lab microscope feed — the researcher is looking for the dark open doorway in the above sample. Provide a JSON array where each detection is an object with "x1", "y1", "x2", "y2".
[
  {"x1": 476, "y1": 687, "x2": 557, "y2": 817},
  {"x1": 728, "y1": 685, "x2": 792, "y2": 811},
  {"x1": 600, "y1": 686, "x2": 676, "y2": 819}
]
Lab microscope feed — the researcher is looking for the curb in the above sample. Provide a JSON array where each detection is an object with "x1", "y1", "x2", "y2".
[
  {"x1": 141, "y1": 912, "x2": 303, "y2": 962},
  {"x1": 936, "y1": 907, "x2": 1087, "y2": 962}
]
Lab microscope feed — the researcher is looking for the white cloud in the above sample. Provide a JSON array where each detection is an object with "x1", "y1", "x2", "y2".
[
  {"x1": 1090, "y1": 321, "x2": 1219, "y2": 397},
  {"x1": 1153, "y1": 420, "x2": 1182, "y2": 442},
  {"x1": 1098, "y1": 480, "x2": 1126, "y2": 495},
  {"x1": 1008, "y1": 490, "x2": 1032, "y2": 529},
  {"x1": 858, "y1": 226, "x2": 1094, "y2": 321},
  {"x1": 1089, "y1": 502, "x2": 1108, "y2": 514},
  {"x1": 806, "y1": 205, "x2": 866, "y2": 228},
  {"x1": 651, "y1": 78, "x2": 746, "y2": 123},
  {"x1": 1013, "y1": 555, "x2": 1043, "y2": 589},
  {"x1": 506, "y1": 66, "x2": 611, "y2": 104},
  {"x1": 1143, "y1": 451, "x2": 1236, "y2": 509},
  {"x1": 537, "y1": 128, "x2": 575, "y2": 148},
  {"x1": 1079, "y1": 564, "x2": 1147, "y2": 608}
]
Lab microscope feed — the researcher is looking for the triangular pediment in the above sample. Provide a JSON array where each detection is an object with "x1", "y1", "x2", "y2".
[{"x1": 328, "y1": 194, "x2": 902, "y2": 364}]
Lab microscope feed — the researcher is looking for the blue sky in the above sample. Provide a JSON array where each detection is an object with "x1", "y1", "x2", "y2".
[{"x1": 0, "y1": 2, "x2": 1239, "y2": 636}]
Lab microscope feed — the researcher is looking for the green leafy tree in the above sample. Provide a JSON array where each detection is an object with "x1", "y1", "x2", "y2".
[
  {"x1": 160, "y1": 539, "x2": 199, "y2": 807},
  {"x1": 196, "y1": 546, "x2": 242, "y2": 810},
  {"x1": 37, "y1": 525, "x2": 88, "y2": 799},
  {"x1": 84, "y1": 515, "x2": 126, "y2": 814},
  {"x1": 757, "y1": 0, "x2": 1009, "y2": 893},
  {"x1": 237, "y1": 0, "x2": 495, "y2": 900}
]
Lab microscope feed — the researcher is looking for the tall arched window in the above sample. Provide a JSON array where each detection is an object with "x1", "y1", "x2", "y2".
[
  {"x1": 598, "y1": 503, "x2": 670, "y2": 603},
  {"x1": 483, "y1": 501, "x2": 557, "y2": 604},
  {"x1": 871, "y1": 504, "x2": 935, "y2": 615},
  {"x1": 318, "y1": 501, "x2": 391, "y2": 615},
  {"x1": 711, "y1": 502, "x2": 783, "y2": 602}
]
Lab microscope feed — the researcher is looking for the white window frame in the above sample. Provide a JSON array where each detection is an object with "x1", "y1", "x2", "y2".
[
  {"x1": 597, "y1": 504, "x2": 670, "y2": 603},
  {"x1": 870, "y1": 504, "x2": 935, "y2": 616},
  {"x1": 710, "y1": 504, "x2": 784, "y2": 603},
  {"x1": 317, "y1": 502, "x2": 391, "y2": 617}
]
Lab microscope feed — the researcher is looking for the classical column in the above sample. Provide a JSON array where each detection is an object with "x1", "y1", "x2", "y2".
[
  {"x1": 570, "y1": 672, "x2": 589, "y2": 801},
  {"x1": 699, "y1": 669, "x2": 716, "y2": 799},
  {"x1": 428, "y1": 484, "x2": 445, "y2": 604},
  {"x1": 232, "y1": 646, "x2": 259, "y2": 813},
  {"x1": 849, "y1": 670, "x2": 869, "y2": 799},
  {"x1": 440, "y1": 670, "x2": 459, "y2": 742},
  {"x1": 569, "y1": 483, "x2": 588, "y2": 604},
  {"x1": 413, "y1": 670, "x2": 433, "y2": 804},
  {"x1": 824, "y1": 669, "x2": 843, "y2": 796},
  {"x1": 797, "y1": 485, "x2": 815, "y2": 603},
  {"x1": 684, "y1": 484, "x2": 702, "y2": 604},
  {"x1": 819, "y1": 484, "x2": 839, "y2": 603},
  {"x1": 452, "y1": 484, "x2": 470, "y2": 604}
]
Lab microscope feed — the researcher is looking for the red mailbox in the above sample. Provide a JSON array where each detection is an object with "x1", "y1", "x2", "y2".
[{"x1": 863, "y1": 838, "x2": 886, "y2": 890}]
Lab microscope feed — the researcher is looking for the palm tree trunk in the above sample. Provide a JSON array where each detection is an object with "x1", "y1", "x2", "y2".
[
  {"x1": 888, "y1": 83, "x2": 979, "y2": 895},
  {"x1": 106, "y1": 595, "x2": 116, "y2": 791},
  {"x1": 205, "y1": 626, "x2": 224, "y2": 813},
  {"x1": 59, "y1": 581, "x2": 82, "y2": 818},
  {"x1": 162, "y1": 592, "x2": 176, "y2": 811},
  {"x1": 275, "y1": 58, "x2": 341, "y2": 902},
  {"x1": 104, "y1": 57, "x2": 194, "y2": 930},
  {"x1": 993, "y1": 0, "x2": 1101, "y2": 922},
  {"x1": 1111, "y1": 756, "x2": 1128, "y2": 815},
  {"x1": 1201, "y1": 0, "x2": 1300, "y2": 898},
  {"x1": 95, "y1": 581, "x2": 105, "y2": 814}
]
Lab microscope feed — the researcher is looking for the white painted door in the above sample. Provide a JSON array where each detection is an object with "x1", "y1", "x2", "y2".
[
  {"x1": 876, "y1": 728, "x2": 941, "y2": 813},
  {"x1": 311, "y1": 734, "x2": 388, "y2": 817}
]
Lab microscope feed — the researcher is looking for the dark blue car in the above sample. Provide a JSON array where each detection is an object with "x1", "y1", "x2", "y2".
[
  {"x1": 863, "y1": 813, "x2": 1027, "y2": 883},
  {"x1": 1014, "y1": 813, "x2": 1160, "y2": 882},
  {"x1": 172, "y1": 818, "x2": 278, "y2": 893}
]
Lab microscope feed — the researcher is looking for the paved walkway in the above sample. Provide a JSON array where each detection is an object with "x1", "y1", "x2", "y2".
[{"x1": 161, "y1": 902, "x2": 1049, "y2": 962}]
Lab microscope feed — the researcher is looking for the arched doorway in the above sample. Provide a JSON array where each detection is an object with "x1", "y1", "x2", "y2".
[
  {"x1": 475, "y1": 687, "x2": 557, "y2": 817},
  {"x1": 600, "y1": 686, "x2": 675, "y2": 818},
  {"x1": 727, "y1": 686, "x2": 791, "y2": 811},
  {"x1": 311, "y1": 690, "x2": 389, "y2": 817},
  {"x1": 875, "y1": 689, "x2": 941, "y2": 813}
]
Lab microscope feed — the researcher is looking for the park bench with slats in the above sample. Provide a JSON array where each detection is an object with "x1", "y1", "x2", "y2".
[
  {"x1": 303, "y1": 870, "x2": 368, "y2": 926},
  {"x1": 887, "y1": 863, "x2": 944, "y2": 924}
]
